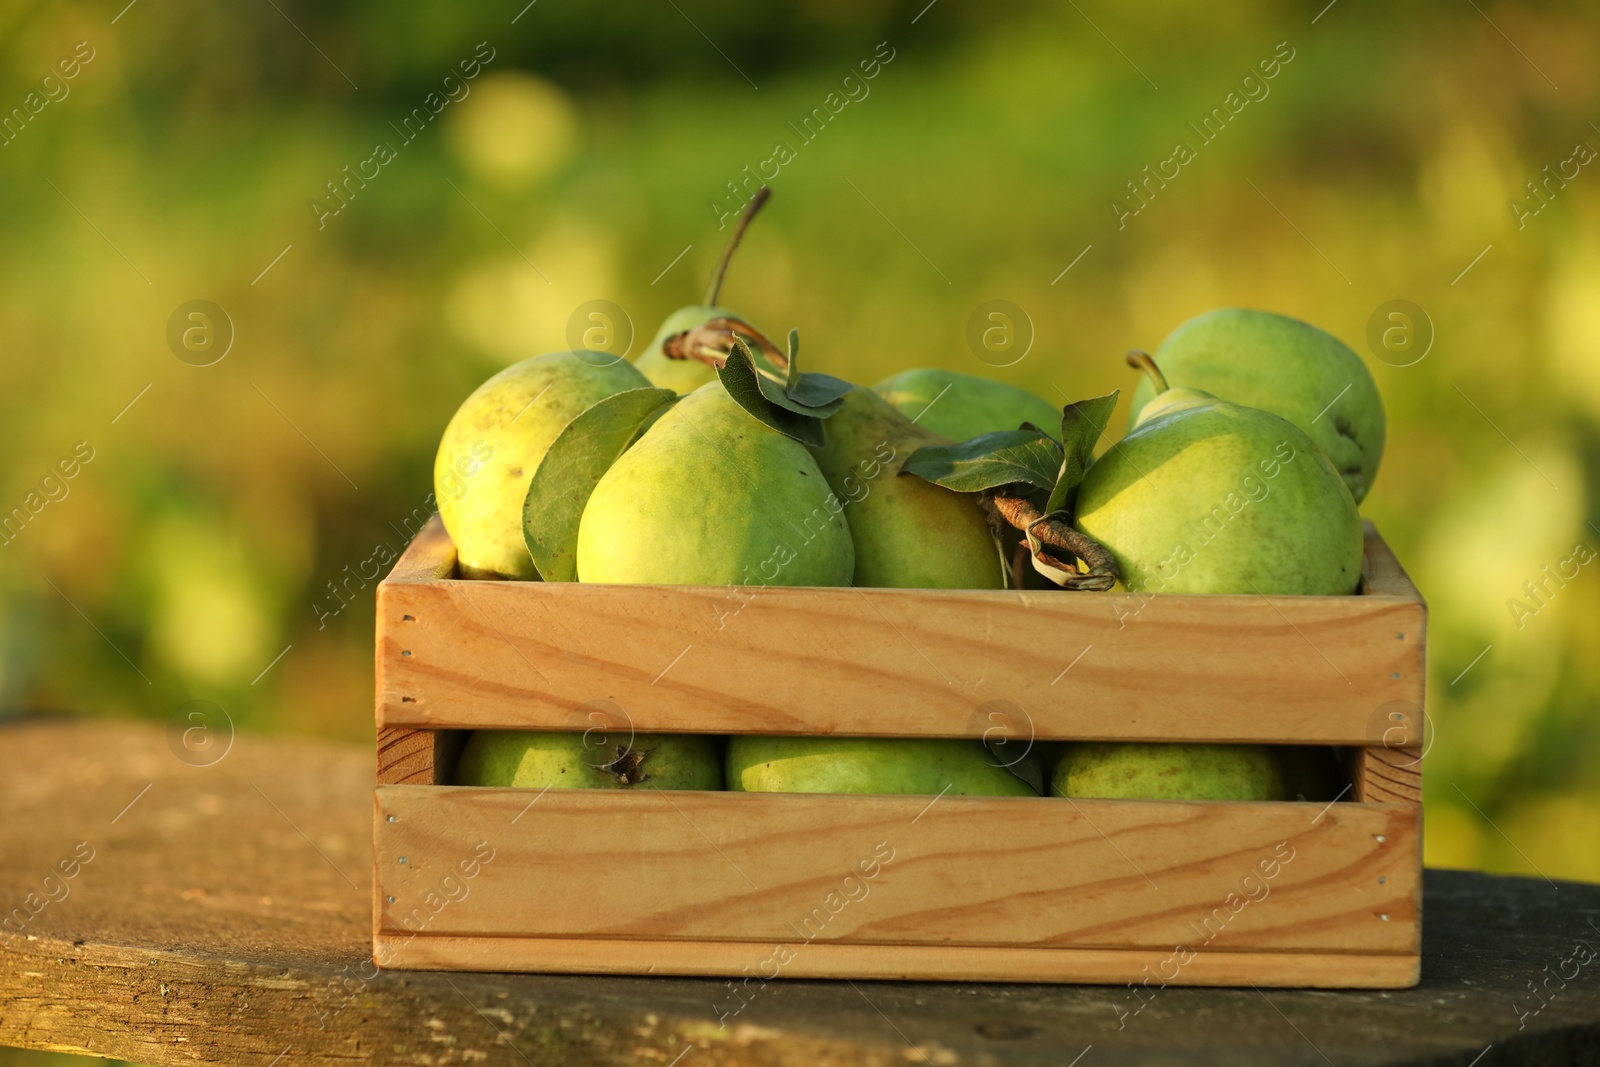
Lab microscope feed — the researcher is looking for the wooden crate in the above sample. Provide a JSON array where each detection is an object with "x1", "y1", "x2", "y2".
[{"x1": 373, "y1": 516, "x2": 1425, "y2": 988}]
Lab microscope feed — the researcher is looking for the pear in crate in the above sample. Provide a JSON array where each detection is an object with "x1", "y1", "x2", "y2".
[
  {"x1": 435, "y1": 352, "x2": 648, "y2": 580},
  {"x1": 576, "y1": 380, "x2": 854, "y2": 586},
  {"x1": 1075, "y1": 353, "x2": 1363, "y2": 595},
  {"x1": 811, "y1": 388, "x2": 1005, "y2": 588},
  {"x1": 455, "y1": 730, "x2": 722, "y2": 790},
  {"x1": 1053, "y1": 742, "x2": 1287, "y2": 801},
  {"x1": 875, "y1": 368, "x2": 1059, "y2": 443},
  {"x1": 727, "y1": 736, "x2": 1040, "y2": 796},
  {"x1": 1128, "y1": 308, "x2": 1386, "y2": 502}
]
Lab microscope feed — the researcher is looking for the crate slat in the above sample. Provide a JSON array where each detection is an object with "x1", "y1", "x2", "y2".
[
  {"x1": 376, "y1": 519, "x2": 1425, "y2": 744},
  {"x1": 374, "y1": 786, "x2": 1416, "y2": 954}
]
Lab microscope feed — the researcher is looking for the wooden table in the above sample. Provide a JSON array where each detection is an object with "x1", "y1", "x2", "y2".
[{"x1": 1, "y1": 719, "x2": 1597, "y2": 1066}]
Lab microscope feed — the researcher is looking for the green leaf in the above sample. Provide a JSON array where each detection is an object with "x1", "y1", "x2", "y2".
[
  {"x1": 716, "y1": 340, "x2": 826, "y2": 447},
  {"x1": 1045, "y1": 389, "x2": 1120, "y2": 514},
  {"x1": 785, "y1": 370, "x2": 853, "y2": 411},
  {"x1": 901, "y1": 429, "x2": 1064, "y2": 494},
  {"x1": 734, "y1": 331, "x2": 847, "y2": 417},
  {"x1": 521, "y1": 387, "x2": 678, "y2": 581}
]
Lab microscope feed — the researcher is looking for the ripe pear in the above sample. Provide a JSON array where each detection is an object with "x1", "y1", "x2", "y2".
[
  {"x1": 1074, "y1": 355, "x2": 1363, "y2": 595},
  {"x1": 1053, "y1": 742, "x2": 1287, "y2": 801},
  {"x1": 1128, "y1": 309, "x2": 1385, "y2": 503},
  {"x1": 874, "y1": 369, "x2": 1059, "y2": 443},
  {"x1": 435, "y1": 352, "x2": 649, "y2": 580},
  {"x1": 810, "y1": 388, "x2": 1005, "y2": 588},
  {"x1": 634, "y1": 188, "x2": 778, "y2": 396},
  {"x1": 727, "y1": 736, "x2": 1040, "y2": 796},
  {"x1": 576, "y1": 381, "x2": 854, "y2": 585},
  {"x1": 455, "y1": 729, "x2": 722, "y2": 789}
]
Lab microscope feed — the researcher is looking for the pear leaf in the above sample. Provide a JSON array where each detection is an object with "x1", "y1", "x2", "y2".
[
  {"x1": 736, "y1": 331, "x2": 848, "y2": 417},
  {"x1": 1045, "y1": 389, "x2": 1120, "y2": 514},
  {"x1": 522, "y1": 387, "x2": 678, "y2": 581},
  {"x1": 784, "y1": 370, "x2": 853, "y2": 411},
  {"x1": 901, "y1": 429, "x2": 1064, "y2": 494},
  {"x1": 716, "y1": 339, "x2": 827, "y2": 447}
]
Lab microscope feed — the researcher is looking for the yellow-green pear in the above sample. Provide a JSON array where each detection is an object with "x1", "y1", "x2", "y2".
[
  {"x1": 875, "y1": 369, "x2": 1059, "y2": 443},
  {"x1": 455, "y1": 730, "x2": 721, "y2": 790},
  {"x1": 435, "y1": 352, "x2": 649, "y2": 579},
  {"x1": 1075, "y1": 354, "x2": 1363, "y2": 595},
  {"x1": 811, "y1": 388, "x2": 1005, "y2": 588},
  {"x1": 1053, "y1": 742, "x2": 1287, "y2": 801},
  {"x1": 728, "y1": 736, "x2": 1040, "y2": 796},
  {"x1": 576, "y1": 381, "x2": 854, "y2": 585},
  {"x1": 1129, "y1": 309, "x2": 1386, "y2": 502}
]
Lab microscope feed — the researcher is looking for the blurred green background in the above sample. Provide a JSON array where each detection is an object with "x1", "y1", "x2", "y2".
[{"x1": 1, "y1": 0, "x2": 1597, "y2": 886}]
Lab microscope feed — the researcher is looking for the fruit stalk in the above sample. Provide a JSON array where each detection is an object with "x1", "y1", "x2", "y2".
[
  {"x1": 1125, "y1": 348, "x2": 1168, "y2": 393},
  {"x1": 987, "y1": 491, "x2": 1119, "y2": 591},
  {"x1": 661, "y1": 316, "x2": 786, "y2": 370},
  {"x1": 661, "y1": 185, "x2": 786, "y2": 369},
  {"x1": 705, "y1": 185, "x2": 770, "y2": 306}
]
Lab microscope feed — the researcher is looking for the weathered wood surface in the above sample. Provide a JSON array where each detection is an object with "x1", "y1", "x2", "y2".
[
  {"x1": 3, "y1": 718, "x2": 1597, "y2": 1067},
  {"x1": 376, "y1": 517, "x2": 1427, "y2": 744}
]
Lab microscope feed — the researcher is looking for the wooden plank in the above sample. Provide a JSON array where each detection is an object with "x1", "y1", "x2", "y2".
[
  {"x1": 375, "y1": 528, "x2": 1425, "y2": 743},
  {"x1": 6, "y1": 720, "x2": 1599, "y2": 1067},
  {"x1": 375, "y1": 726, "x2": 435, "y2": 784},
  {"x1": 1357, "y1": 746, "x2": 1424, "y2": 804},
  {"x1": 374, "y1": 786, "x2": 1418, "y2": 957},
  {"x1": 377, "y1": 935, "x2": 1420, "y2": 989},
  {"x1": 375, "y1": 727, "x2": 464, "y2": 785}
]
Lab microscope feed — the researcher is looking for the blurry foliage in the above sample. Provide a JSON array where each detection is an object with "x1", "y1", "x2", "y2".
[{"x1": 0, "y1": 1, "x2": 1597, "y2": 881}]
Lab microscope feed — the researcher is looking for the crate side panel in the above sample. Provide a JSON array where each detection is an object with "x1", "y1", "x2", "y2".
[
  {"x1": 376, "y1": 579, "x2": 1424, "y2": 743},
  {"x1": 374, "y1": 787, "x2": 1418, "y2": 954}
]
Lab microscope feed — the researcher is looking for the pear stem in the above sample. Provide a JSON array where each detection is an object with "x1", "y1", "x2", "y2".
[
  {"x1": 987, "y1": 491, "x2": 1120, "y2": 591},
  {"x1": 704, "y1": 186, "x2": 771, "y2": 306},
  {"x1": 1125, "y1": 349, "x2": 1169, "y2": 395}
]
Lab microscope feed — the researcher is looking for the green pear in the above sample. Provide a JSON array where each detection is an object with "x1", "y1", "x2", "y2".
[
  {"x1": 455, "y1": 729, "x2": 722, "y2": 789},
  {"x1": 727, "y1": 736, "x2": 1040, "y2": 796},
  {"x1": 1128, "y1": 309, "x2": 1385, "y2": 503},
  {"x1": 1074, "y1": 354, "x2": 1363, "y2": 595},
  {"x1": 874, "y1": 369, "x2": 1059, "y2": 443},
  {"x1": 634, "y1": 188, "x2": 778, "y2": 396},
  {"x1": 435, "y1": 352, "x2": 649, "y2": 579},
  {"x1": 1053, "y1": 742, "x2": 1287, "y2": 801},
  {"x1": 810, "y1": 388, "x2": 1005, "y2": 588},
  {"x1": 576, "y1": 381, "x2": 854, "y2": 585}
]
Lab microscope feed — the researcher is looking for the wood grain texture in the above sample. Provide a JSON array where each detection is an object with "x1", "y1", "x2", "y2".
[
  {"x1": 375, "y1": 520, "x2": 1425, "y2": 744},
  {"x1": 374, "y1": 787, "x2": 1417, "y2": 958},
  {"x1": 1357, "y1": 746, "x2": 1425, "y2": 804},
  {"x1": 375, "y1": 725, "x2": 434, "y2": 784},
  {"x1": 375, "y1": 726, "x2": 464, "y2": 785},
  {"x1": 4, "y1": 720, "x2": 1596, "y2": 1067}
]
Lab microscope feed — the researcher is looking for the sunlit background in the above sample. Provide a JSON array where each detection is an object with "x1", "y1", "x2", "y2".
[{"x1": 2, "y1": 0, "x2": 1598, "y2": 898}]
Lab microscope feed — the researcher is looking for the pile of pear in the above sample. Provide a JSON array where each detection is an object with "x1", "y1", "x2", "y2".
[{"x1": 432, "y1": 206, "x2": 1382, "y2": 804}]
